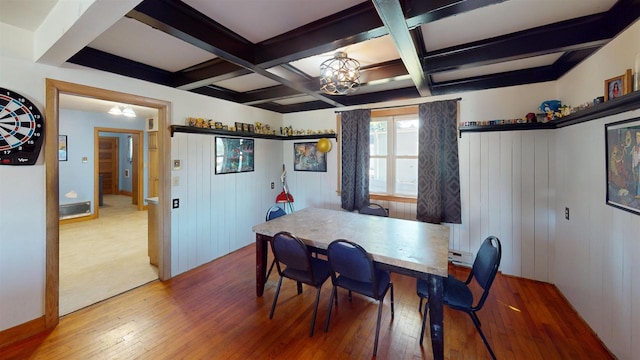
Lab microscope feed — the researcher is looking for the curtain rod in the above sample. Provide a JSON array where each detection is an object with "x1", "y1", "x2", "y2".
[{"x1": 334, "y1": 97, "x2": 462, "y2": 113}]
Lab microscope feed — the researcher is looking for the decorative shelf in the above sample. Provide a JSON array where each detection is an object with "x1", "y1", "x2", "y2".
[
  {"x1": 170, "y1": 125, "x2": 337, "y2": 140},
  {"x1": 460, "y1": 91, "x2": 640, "y2": 135}
]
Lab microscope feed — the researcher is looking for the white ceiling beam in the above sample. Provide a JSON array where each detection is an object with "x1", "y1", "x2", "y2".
[{"x1": 34, "y1": 0, "x2": 141, "y2": 66}]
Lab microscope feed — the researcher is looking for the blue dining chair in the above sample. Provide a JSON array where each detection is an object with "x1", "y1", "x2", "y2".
[
  {"x1": 417, "y1": 236, "x2": 502, "y2": 360},
  {"x1": 324, "y1": 239, "x2": 394, "y2": 356},
  {"x1": 269, "y1": 231, "x2": 331, "y2": 337},
  {"x1": 359, "y1": 203, "x2": 388, "y2": 217},
  {"x1": 265, "y1": 205, "x2": 287, "y2": 279}
]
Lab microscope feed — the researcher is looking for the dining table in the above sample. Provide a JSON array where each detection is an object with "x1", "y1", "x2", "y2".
[{"x1": 251, "y1": 207, "x2": 450, "y2": 360}]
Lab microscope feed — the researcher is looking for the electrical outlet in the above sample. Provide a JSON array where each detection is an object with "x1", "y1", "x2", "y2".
[
  {"x1": 270, "y1": 182, "x2": 275, "y2": 189},
  {"x1": 172, "y1": 199, "x2": 180, "y2": 209},
  {"x1": 565, "y1": 207, "x2": 569, "y2": 220}
]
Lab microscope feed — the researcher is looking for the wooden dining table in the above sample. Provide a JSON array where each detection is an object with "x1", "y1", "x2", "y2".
[{"x1": 251, "y1": 207, "x2": 450, "y2": 360}]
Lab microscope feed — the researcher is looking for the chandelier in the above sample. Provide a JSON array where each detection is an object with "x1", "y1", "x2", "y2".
[{"x1": 320, "y1": 52, "x2": 360, "y2": 95}]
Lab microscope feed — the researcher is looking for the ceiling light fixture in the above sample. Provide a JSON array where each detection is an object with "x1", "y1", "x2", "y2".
[
  {"x1": 108, "y1": 105, "x2": 122, "y2": 115},
  {"x1": 108, "y1": 105, "x2": 136, "y2": 118},
  {"x1": 320, "y1": 52, "x2": 360, "y2": 95},
  {"x1": 122, "y1": 106, "x2": 136, "y2": 118}
]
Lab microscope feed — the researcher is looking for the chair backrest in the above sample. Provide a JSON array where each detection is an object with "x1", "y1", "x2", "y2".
[
  {"x1": 266, "y1": 205, "x2": 287, "y2": 221},
  {"x1": 470, "y1": 236, "x2": 502, "y2": 308},
  {"x1": 271, "y1": 231, "x2": 313, "y2": 277},
  {"x1": 359, "y1": 203, "x2": 388, "y2": 217},
  {"x1": 327, "y1": 239, "x2": 379, "y2": 294}
]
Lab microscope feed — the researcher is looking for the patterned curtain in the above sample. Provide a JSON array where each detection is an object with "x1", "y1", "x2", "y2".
[
  {"x1": 417, "y1": 100, "x2": 461, "y2": 224},
  {"x1": 341, "y1": 109, "x2": 371, "y2": 211}
]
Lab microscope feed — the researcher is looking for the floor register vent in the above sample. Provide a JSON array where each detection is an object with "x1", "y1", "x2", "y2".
[
  {"x1": 448, "y1": 249, "x2": 473, "y2": 267},
  {"x1": 60, "y1": 201, "x2": 91, "y2": 220}
]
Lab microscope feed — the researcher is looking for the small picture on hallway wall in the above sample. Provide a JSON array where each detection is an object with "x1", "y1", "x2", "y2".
[
  {"x1": 58, "y1": 135, "x2": 67, "y2": 161},
  {"x1": 605, "y1": 117, "x2": 640, "y2": 215}
]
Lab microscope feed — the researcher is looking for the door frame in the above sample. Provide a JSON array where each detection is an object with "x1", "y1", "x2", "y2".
[
  {"x1": 96, "y1": 128, "x2": 145, "y2": 214},
  {"x1": 45, "y1": 79, "x2": 172, "y2": 330}
]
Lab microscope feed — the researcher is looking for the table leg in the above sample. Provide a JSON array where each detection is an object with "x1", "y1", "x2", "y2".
[
  {"x1": 428, "y1": 274, "x2": 444, "y2": 360},
  {"x1": 256, "y1": 234, "x2": 269, "y2": 296}
]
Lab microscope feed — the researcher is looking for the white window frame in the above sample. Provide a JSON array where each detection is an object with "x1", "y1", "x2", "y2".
[{"x1": 370, "y1": 111, "x2": 418, "y2": 198}]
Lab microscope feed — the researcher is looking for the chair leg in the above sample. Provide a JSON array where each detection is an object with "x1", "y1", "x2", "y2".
[
  {"x1": 266, "y1": 258, "x2": 276, "y2": 279},
  {"x1": 309, "y1": 286, "x2": 322, "y2": 337},
  {"x1": 373, "y1": 297, "x2": 384, "y2": 356},
  {"x1": 324, "y1": 285, "x2": 337, "y2": 332},
  {"x1": 348, "y1": 290, "x2": 352, "y2": 302},
  {"x1": 418, "y1": 297, "x2": 423, "y2": 312},
  {"x1": 389, "y1": 283, "x2": 394, "y2": 317},
  {"x1": 297, "y1": 282, "x2": 303, "y2": 294},
  {"x1": 269, "y1": 276, "x2": 283, "y2": 319},
  {"x1": 469, "y1": 312, "x2": 497, "y2": 360},
  {"x1": 419, "y1": 299, "x2": 429, "y2": 345}
]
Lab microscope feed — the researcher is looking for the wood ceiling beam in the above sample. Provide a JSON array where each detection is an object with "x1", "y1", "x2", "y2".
[
  {"x1": 67, "y1": 47, "x2": 174, "y2": 86},
  {"x1": 372, "y1": 0, "x2": 430, "y2": 97},
  {"x1": 423, "y1": 13, "x2": 613, "y2": 73},
  {"x1": 130, "y1": 0, "x2": 345, "y2": 107},
  {"x1": 430, "y1": 66, "x2": 558, "y2": 95},
  {"x1": 403, "y1": 0, "x2": 507, "y2": 28}
]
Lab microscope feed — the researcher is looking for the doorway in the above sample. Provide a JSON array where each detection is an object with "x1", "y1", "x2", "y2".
[{"x1": 44, "y1": 79, "x2": 171, "y2": 330}]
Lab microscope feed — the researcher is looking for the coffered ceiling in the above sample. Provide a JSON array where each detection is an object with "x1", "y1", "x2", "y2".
[{"x1": 3, "y1": 0, "x2": 639, "y2": 114}]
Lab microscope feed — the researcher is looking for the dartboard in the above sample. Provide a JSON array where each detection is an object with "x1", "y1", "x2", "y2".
[{"x1": 0, "y1": 87, "x2": 45, "y2": 165}]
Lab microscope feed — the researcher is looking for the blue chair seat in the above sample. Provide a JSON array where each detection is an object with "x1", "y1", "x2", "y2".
[
  {"x1": 334, "y1": 270, "x2": 390, "y2": 298},
  {"x1": 324, "y1": 239, "x2": 394, "y2": 357},
  {"x1": 283, "y1": 257, "x2": 331, "y2": 287},
  {"x1": 269, "y1": 231, "x2": 331, "y2": 337},
  {"x1": 416, "y1": 236, "x2": 502, "y2": 360}
]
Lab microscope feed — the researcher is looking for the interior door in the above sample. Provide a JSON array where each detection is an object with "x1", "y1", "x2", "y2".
[
  {"x1": 148, "y1": 132, "x2": 159, "y2": 197},
  {"x1": 131, "y1": 134, "x2": 139, "y2": 205},
  {"x1": 99, "y1": 137, "x2": 118, "y2": 195}
]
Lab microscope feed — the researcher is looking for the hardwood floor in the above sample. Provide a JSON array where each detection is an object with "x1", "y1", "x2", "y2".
[{"x1": 0, "y1": 244, "x2": 612, "y2": 359}]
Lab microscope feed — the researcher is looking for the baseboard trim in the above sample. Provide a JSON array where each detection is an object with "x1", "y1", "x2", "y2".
[{"x1": 0, "y1": 316, "x2": 47, "y2": 348}]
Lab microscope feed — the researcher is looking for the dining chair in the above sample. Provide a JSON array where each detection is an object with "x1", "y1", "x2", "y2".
[
  {"x1": 358, "y1": 203, "x2": 388, "y2": 217},
  {"x1": 324, "y1": 239, "x2": 394, "y2": 356},
  {"x1": 265, "y1": 205, "x2": 287, "y2": 279},
  {"x1": 269, "y1": 231, "x2": 331, "y2": 337},
  {"x1": 416, "y1": 236, "x2": 502, "y2": 360}
]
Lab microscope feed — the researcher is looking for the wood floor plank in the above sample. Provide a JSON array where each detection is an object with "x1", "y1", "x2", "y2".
[{"x1": 0, "y1": 244, "x2": 613, "y2": 359}]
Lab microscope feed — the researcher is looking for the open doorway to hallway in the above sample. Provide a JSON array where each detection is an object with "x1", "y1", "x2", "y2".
[
  {"x1": 44, "y1": 80, "x2": 171, "y2": 328},
  {"x1": 58, "y1": 100, "x2": 160, "y2": 315}
]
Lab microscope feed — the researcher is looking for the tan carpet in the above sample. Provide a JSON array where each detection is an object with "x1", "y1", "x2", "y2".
[{"x1": 59, "y1": 194, "x2": 158, "y2": 316}]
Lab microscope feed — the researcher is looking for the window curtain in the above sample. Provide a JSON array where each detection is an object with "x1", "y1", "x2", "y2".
[
  {"x1": 341, "y1": 109, "x2": 371, "y2": 211},
  {"x1": 417, "y1": 100, "x2": 461, "y2": 224}
]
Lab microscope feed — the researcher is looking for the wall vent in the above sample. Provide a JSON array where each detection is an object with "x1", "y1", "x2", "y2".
[
  {"x1": 448, "y1": 249, "x2": 473, "y2": 267},
  {"x1": 59, "y1": 201, "x2": 91, "y2": 220}
]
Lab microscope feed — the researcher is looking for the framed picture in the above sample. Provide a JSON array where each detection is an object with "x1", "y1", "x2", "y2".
[
  {"x1": 293, "y1": 142, "x2": 327, "y2": 172},
  {"x1": 58, "y1": 135, "x2": 67, "y2": 161},
  {"x1": 215, "y1": 137, "x2": 254, "y2": 174},
  {"x1": 604, "y1": 69, "x2": 632, "y2": 101},
  {"x1": 605, "y1": 117, "x2": 640, "y2": 215}
]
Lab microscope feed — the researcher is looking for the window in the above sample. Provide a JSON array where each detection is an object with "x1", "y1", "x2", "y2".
[{"x1": 370, "y1": 112, "x2": 419, "y2": 197}]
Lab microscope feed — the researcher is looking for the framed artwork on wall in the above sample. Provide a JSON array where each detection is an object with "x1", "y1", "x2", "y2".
[
  {"x1": 215, "y1": 137, "x2": 254, "y2": 174},
  {"x1": 58, "y1": 135, "x2": 67, "y2": 161},
  {"x1": 293, "y1": 142, "x2": 327, "y2": 172},
  {"x1": 605, "y1": 117, "x2": 640, "y2": 215},
  {"x1": 604, "y1": 69, "x2": 633, "y2": 101}
]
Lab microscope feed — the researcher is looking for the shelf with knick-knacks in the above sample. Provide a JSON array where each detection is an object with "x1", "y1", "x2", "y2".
[
  {"x1": 459, "y1": 90, "x2": 640, "y2": 135},
  {"x1": 170, "y1": 124, "x2": 337, "y2": 140}
]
